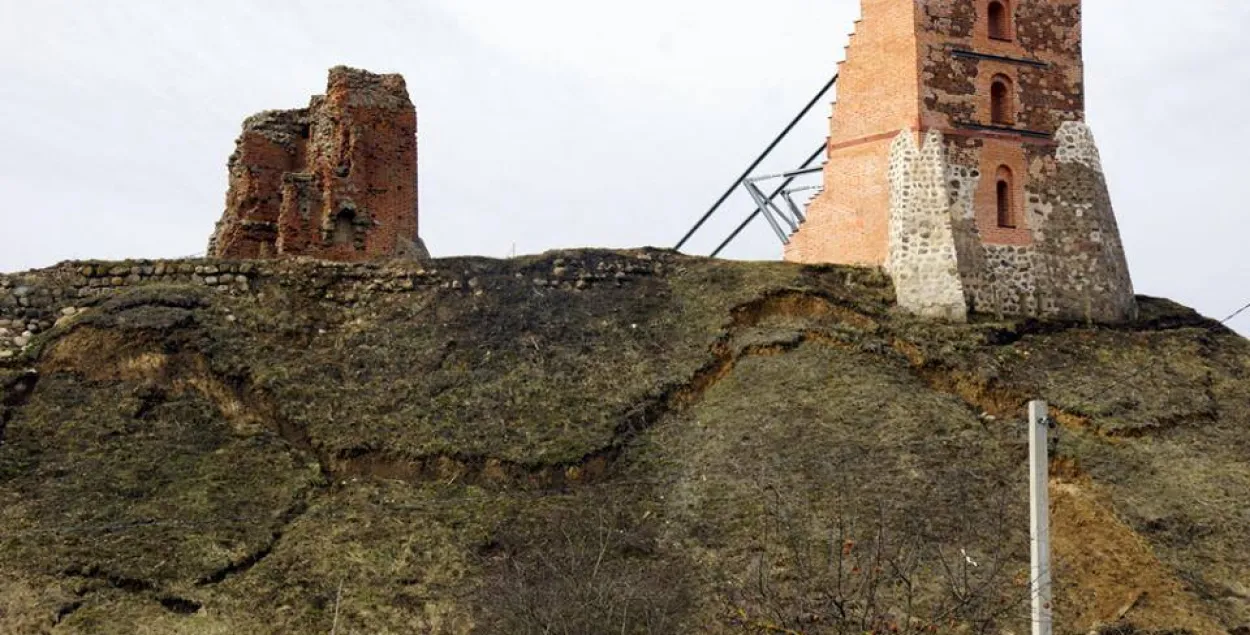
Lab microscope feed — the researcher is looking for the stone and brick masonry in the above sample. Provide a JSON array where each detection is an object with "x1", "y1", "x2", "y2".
[
  {"x1": 208, "y1": 66, "x2": 428, "y2": 262},
  {"x1": 0, "y1": 253, "x2": 665, "y2": 361},
  {"x1": 786, "y1": 0, "x2": 1135, "y2": 323},
  {"x1": 9, "y1": 9, "x2": 1136, "y2": 336}
]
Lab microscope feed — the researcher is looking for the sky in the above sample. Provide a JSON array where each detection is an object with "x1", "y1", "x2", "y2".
[{"x1": 1, "y1": 0, "x2": 1248, "y2": 330}]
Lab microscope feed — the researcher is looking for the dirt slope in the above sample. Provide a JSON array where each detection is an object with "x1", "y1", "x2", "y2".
[{"x1": 1, "y1": 250, "x2": 1247, "y2": 634}]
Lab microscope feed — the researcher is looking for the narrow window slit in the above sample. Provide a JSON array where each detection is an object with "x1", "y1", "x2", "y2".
[
  {"x1": 991, "y1": 76, "x2": 1014, "y2": 125},
  {"x1": 996, "y1": 167, "x2": 1016, "y2": 229},
  {"x1": 989, "y1": 1, "x2": 1012, "y2": 41}
]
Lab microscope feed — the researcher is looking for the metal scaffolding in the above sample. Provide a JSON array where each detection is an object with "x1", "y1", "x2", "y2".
[
  {"x1": 674, "y1": 74, "x2": 837, "y2": 256},
  {"x1": 741, "y1": 166, "x2": 823, "y2": 245}
]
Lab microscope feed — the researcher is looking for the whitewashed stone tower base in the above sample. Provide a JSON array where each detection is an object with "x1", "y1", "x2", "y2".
[{"x1": 884, "y1": 122, "x2": 1135, "y2": 323}]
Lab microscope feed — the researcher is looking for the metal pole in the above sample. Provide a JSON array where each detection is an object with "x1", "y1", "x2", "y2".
[
  {"x1": 674, "y1": 74, "x2": 838, "y2": 251},
  {"x1": 744, "y1": 165, "x2": 824, "y2": 182},
  {"x1": 743, "y1": 181, "x2": 790, "y2": 243},
  {"x1": 709, "y1": 142, "x2": 827, "y2": 258},
  {"x1": 1028, "y1": 400, "x2": 1053, "y2": 635},
  {"x1": 780, "y1": 166, "x2": 825, "y2": 178},
  {"x1": 780, "y1": 190, "x2": 805, "y2": 225}
]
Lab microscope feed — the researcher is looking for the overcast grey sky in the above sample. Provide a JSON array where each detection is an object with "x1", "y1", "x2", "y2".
[{"x1": 2, "y1": 1, "x2": 1248, "y2": 329}]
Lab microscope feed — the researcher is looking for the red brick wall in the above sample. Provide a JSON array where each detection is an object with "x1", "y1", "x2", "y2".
[
  {"x1": 210, "y1": 118, "x2": 304, "y2": 259},
  {"x1": 787, "y1": 0, "x2": 1085, "y2": 265},
  {"x1": 786, "y1": 0, "x2": 921, "y2": 266},
  {"x1": 210, "y1": 67, "x2": 419, "y2": 263},
  {"x1": 973, "y1": 138, "x2": 1032, "y2": 246}
]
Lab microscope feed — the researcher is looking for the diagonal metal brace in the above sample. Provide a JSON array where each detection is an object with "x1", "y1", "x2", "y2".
[{"x1": 710, "y1": 142, "x2": 827, "y2": 258}]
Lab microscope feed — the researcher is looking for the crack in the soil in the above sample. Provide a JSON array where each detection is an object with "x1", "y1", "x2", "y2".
[
  {"x1": 195, "y1": 541, "x2": 278, "y2": 587},
  {"x1": 1106, "y1": 408, "x2": 1220, "y2": 439},
  {"x1": 328, "y1": 336, "x2": 821, "y2": 490},
  {"x1": 62, "y1": 565, "x2": 156, "y2": 594},
  {"x1": 889, "y1": 344, "x2": 1219, "y2": 445},
  {"x1": 57, "y1": 566, "x2": 206, "y2": 621},
  {"x1": 53, "y1": 600, "x2": 84, "y2": 625},
  {"x1": 49, "y1": 488, "x2": 312, "y2": 615},
  {"x1": 158, "y1": 596, "x2": 203, "y2": 615},
  {"x1": 31, "y1": 289, "x2": 1049, "y2": 494},
  {"x1": 37, "y1": 289, "x2": 1200, "y2": 500},
  {"x1": 323, "y1": 290, "x2": 882, "y2": 490},
  {"x1": 887, "y1": 334, "x2": 1142, "y2": 441},
  {"x1": 899, "y1": 354, "x2": 1100, "y2": 436},
  {"x1": 732, "y1": 289, "x2": 878, "y2": 326},
  {"x1": 195, "y1": 498, "x2": 310, "y2": 587},
  {"x1": 890, "y1": 316, "x2": 1237, "y2": 444},
  {"x1": 21, "y1": 285, "x2": 1232, "y2": 627},
  {"x1": 307, "y1": 289, "x2": 1080, "y2": 492}
]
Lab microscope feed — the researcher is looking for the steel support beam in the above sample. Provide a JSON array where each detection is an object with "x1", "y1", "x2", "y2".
[
  {"x1": 709, "y1": 142, "x2": 826, "y2": 258},
  {"x1": 674, "y1": 74, "x2": 837, "y2": 251},
  {"x1": 743, "y1": 181, "x2": 791, "y2": 244}
]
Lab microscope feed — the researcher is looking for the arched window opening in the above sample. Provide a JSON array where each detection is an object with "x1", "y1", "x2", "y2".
[
  {"x1": 988, "y1": 1, "x2": 1012, "y2": 41},
  {"x1": 996, "y1": 167, "x2": 1016, "y2": 228},
  {"x1": 990, "y1": 76, "x2": 1013, "y2": 125},
  {"x1": 332, "y1": 211, "x2": 355, "y2": 246}
]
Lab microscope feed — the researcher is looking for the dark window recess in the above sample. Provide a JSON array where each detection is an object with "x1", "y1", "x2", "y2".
[
  {"x1": 989, "y1": 1, "x2": 1012, "y2": 41},
  {"x1": 991, "y1": 77, "x2": 1013, "y2": 125},
  {"x1": 332, "y1": 211, "x2": 355, "y2": 245},
  {"x1": 996, "y1": 168, "x2": 1016, "y2": 228}
]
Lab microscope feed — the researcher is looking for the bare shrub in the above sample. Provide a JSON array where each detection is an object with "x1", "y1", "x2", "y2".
[
  {"x1": 475, "y1": 501, "x2": 692, "y2": 635},
  {"x1": 729, "y1": 485, "x2": 1033, "y2": 635}
]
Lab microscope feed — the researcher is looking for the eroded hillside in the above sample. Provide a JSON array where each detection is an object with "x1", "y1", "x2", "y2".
[{"x1": 1, "y1": 251, "x2": 1247, "y2": 634}]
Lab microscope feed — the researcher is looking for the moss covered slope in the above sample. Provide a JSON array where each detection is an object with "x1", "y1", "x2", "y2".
[{"x1": 0, "y1": 250, "x2": 1246, "y2": 634}]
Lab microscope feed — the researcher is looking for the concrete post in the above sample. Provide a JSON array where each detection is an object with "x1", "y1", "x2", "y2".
[{"x1": 1029, "y1": 400, "x2": 1053, "y2": 635}]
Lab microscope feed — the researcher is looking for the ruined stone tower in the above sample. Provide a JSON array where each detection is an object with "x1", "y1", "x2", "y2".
[
  {"x1": 785, "y1": 0, "x2": 1135, "y2": 322},
  {"x1": 208, "y1": 66, "x2": 427, "y2": 262}
]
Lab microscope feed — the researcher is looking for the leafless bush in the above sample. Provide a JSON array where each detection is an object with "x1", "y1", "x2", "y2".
[
  {"x1": 475, "y1": 502, "x2": 692, "y2": 635},
  {"x1": 729, "y1": 484, "x2": 1033, "y2": 635}
]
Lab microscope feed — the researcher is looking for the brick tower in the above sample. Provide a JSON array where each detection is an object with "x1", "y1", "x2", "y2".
[
  {"x1": 785, "y1": 0, "x2": 1135, "y2": 322},
  {"x1": 208, "y1": 66, "x2": 427, "y2": 262}
]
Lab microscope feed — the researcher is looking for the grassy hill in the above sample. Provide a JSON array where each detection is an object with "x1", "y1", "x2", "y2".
[{"x1": 1, "y1": 250, "x2": 1247, "y2": 634}]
